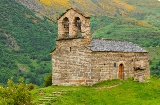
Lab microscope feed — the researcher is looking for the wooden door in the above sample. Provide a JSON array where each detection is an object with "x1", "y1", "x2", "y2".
[{"x1": 119, "y1": 64, "x2": 124, "y2": 79}]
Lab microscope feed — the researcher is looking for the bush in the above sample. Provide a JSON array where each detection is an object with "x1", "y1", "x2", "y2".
[
  {"x1": 0, "y1": 78, "x2": 34, "y2": 105},
  {"x1": 43, "y1": 73, "x2": 52, "y2": 87},
  {"x1": 26, "y1": 83, "x2": 37, "y2": 91}
]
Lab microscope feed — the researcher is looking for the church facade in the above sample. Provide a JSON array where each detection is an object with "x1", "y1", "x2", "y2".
[{"x1": 51, "y1": 8, "x2": 150, "y2": 86}]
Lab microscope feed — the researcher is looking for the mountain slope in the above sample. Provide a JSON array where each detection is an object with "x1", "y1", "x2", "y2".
[
  {"x1": 15, "y1": 0, "x2": 160, "y2": 47},
  {"x1": 14, "y1": 0, "x2": 136, "y2": 20},
  {"x1": 91, "y1": 0, "x2": 160, "y2": 47},
  {"x1": 0, "y1": 0, "x2": 57, "y2": 85}
]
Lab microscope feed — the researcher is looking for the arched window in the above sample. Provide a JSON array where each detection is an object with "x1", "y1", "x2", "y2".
[
  {"x1": 62, "y1": 17, "x2": 69, "y2": 38},
  {"x1": 74, "y1": 17, "x2": 82, "y2": 37}
]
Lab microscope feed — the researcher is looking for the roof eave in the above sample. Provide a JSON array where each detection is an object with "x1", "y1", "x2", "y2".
[{"x1": 86, "y1": 48, "x2": 148, "y2": 53}]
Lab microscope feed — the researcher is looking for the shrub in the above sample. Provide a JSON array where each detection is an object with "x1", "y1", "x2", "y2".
[
  {"x1": 43, "y1": 73, "x2": 52, "y2": 87},
  {"x1": 27, "y1": 83, "x2": 37, "y2": 91},
  {"x1": 0, "y1": 77, "x2": 34, "y2": 105}
]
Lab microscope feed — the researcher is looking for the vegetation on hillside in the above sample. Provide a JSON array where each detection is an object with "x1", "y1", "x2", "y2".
[
  {"x1": 0, "y1": 0, "x2": 57, "y2": 86},
  {"x1": 38, "y1": 0, "x2": 135, "y2": 17},
  {"x1": 92, "y1": 17, "x2": 160, "y2": 47},
  {"x1": 40, "y1": 0, "x2": 71, "y2": 8},
  {"x1": 146, "y1": 47, "x2": 160, "y2": 76}
]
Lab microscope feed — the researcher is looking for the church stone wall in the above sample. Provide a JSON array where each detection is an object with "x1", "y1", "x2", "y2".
[
  {"x1": 90, "y1": 52, "x2": 150, "y2": 85},
  {"x1": 51, "y1": 38, "x2": 92, "y2": 86},
  {"x1": 52, "y1": 40, "x2": 150, "y2": 86}
]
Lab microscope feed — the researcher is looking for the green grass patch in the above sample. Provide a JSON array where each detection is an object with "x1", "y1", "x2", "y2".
[
  {"x1": 31, "y1": 78, "x2": 160, "y2": 105},
  {"x1": 92, "y1": 79, "x2": 122, "y2": 87}
]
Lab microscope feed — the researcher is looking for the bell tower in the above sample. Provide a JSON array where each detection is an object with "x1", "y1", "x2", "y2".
[{"x1": 57, "y1": 8, "x2": 91, "y2": 42}]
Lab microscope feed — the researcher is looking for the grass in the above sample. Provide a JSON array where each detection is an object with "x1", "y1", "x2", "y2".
[{"x1": 31, "y1": 78, "x2": 160, "y2": 105}]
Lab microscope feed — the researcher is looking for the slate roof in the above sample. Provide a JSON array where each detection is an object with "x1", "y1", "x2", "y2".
[{"x1": 86, "y1": 39, "x2": 147, "y2": 52}]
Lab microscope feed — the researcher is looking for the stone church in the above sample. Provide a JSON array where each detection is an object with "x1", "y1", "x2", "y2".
[{"x1": 51, "y1": 8, "x2": 150, "y2": 86}]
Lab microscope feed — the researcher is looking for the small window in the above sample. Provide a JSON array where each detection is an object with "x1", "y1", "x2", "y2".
[{"x1": 114, "y1": 63, "x2": 116, "y2": 67}]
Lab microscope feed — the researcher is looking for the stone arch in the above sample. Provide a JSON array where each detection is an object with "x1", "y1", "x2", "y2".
[
  {"x1": 62, "y1": 17, "x2": 69, "y2": 38},
  {"x1": 73, "y1": 17, "x2": 82, "y2": 37}
]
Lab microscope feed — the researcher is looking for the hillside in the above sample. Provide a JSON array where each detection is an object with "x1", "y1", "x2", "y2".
[
  {"x1": 0, "y1": 0, "x2": 160, "y2": 86},
  {"x1": 31, "y1": 78, "x2": 160, "y2": 105},
  {"x1": 15, "y1": 0, "x2": 160, "y2": 47},
  {"x1": 1, "y1": 78, "x2": 160, "y2": 105},
  {"x1": 14, "y1": 0, "x2": 160, "y2": 47},
  {"x1": 0, "y1": 0, "x2": 57, "y2": 86},
  {"x1": 92, "y1": 0, "x2": 160, "y2": 47},
  {"x1": 14, "y1": 0, "x2": 136, "y2": 18}
]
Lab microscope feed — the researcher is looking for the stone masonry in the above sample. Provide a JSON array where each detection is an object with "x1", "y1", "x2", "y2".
[{"x1": 51, "y1": 8, "x2": 150, "y2": 86}]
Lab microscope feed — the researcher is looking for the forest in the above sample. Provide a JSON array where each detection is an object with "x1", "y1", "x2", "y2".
[{"x1": 0, "y1": 0, "x2": 57, "y2": 86}]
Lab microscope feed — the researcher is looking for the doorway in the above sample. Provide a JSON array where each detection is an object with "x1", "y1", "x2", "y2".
[{"x1": 119, "y1": 64, "x2": 124, "y2": 79}]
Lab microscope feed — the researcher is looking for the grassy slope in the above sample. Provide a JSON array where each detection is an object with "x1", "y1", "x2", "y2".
[{"x1": 31, "y1": 78, "x2": 160, "y2": 105}]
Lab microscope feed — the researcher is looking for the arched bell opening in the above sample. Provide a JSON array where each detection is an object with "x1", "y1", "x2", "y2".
[
  {"x1": 62, "y1": 17, "x2": 69, "y2": 38},
  {"x1": 74, "y1": 17, "x2": 82, "y2": 37}
]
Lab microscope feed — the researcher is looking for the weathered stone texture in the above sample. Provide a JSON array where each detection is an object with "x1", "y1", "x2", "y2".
[
  {"x1": 90, "y1": 52, "x2": 150, "y2": 81},
  {"x1": 51, "y1": 8, "x2": 150, "y2": 86}
]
